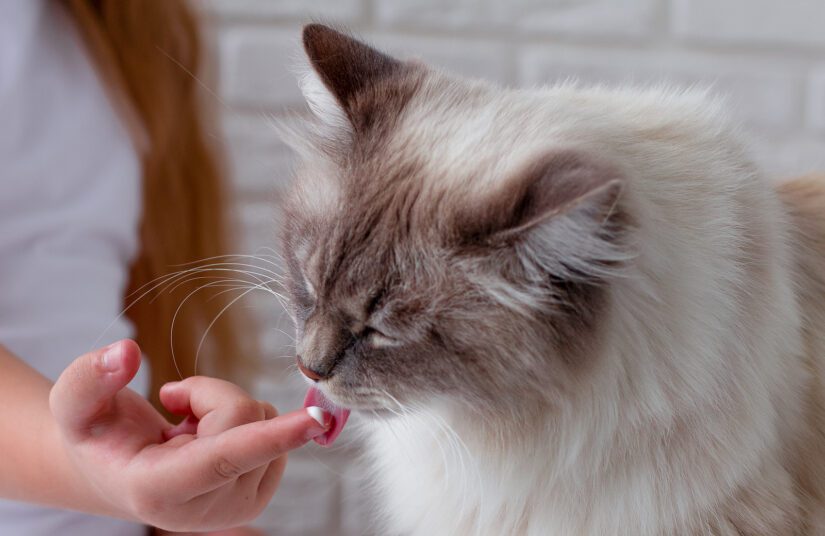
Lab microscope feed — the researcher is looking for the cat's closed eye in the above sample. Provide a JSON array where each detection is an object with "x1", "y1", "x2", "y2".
[
  {"x1": 363, "y1": 325, "x2": 401, "y2": 348},
  {"x1": 291, "y1": 284, "x2": 315, "y2": 319}
]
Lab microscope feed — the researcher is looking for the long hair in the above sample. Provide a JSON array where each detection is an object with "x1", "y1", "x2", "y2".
[{"x1": 64, "y1": 0, "x2": 257, "y2": 405}]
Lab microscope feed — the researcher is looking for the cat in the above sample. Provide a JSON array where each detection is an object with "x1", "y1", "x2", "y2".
[{"x1": 278, "y1": 23, "x2": 825, "y2": 535}]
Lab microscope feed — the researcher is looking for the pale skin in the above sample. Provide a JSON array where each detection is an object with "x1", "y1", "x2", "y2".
[{"x1": 0, "y1": 339, "x2": 330, "y2": 533}]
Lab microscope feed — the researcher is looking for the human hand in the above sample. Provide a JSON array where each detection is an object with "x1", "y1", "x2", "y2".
[{"x1": 48, "y1": 340, "x2": 330, "y2": 532}]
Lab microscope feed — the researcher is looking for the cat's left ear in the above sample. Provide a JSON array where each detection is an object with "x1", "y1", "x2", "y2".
[{"x1": 299, "y1": 24, "x2": 407, "y2": 132}]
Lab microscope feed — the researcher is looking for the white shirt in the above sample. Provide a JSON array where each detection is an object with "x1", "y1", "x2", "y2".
[{"x1": 0, "y1": 1, "x2": 147, "y2": 534}]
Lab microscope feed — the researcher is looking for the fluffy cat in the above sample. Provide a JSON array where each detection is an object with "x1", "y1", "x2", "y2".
[{"x1": 279, "y1": 24, "x2": 825, "y2": 535}]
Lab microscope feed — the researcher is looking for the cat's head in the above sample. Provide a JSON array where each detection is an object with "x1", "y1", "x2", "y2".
[{"x1": 280, "y1": 25, "x2": 632, "y2": 417}]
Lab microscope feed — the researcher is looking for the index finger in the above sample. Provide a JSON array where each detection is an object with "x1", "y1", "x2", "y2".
[{"x1": 175, "y1": 407, "x2": 331, "y2": 494}]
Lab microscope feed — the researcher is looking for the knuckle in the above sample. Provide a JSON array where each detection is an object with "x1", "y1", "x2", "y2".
[
  {"x1": 232, "y1": 398, "x2": 265, "y2": 423},
  {"x1": 213, "y1": 455, "x2": 243, "y2": 480},
  {"x1": 260, "y1": 401, "x2": 278, "y2": 419}
]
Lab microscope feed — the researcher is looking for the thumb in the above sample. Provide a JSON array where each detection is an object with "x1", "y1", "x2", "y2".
[{"x1": 49, "y1": 339, "x2": 142, "y2": 438}]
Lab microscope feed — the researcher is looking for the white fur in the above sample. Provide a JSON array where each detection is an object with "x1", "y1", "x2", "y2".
[
  {"x1": 298, "y1": 64, "x2": 350, "y2": 134},
  {"x1": 350, "y1": 82, "x2": 806, "y2": 534}
]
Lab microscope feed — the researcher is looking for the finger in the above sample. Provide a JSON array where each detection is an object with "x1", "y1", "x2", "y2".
[
  {"x1": 260, "y1": 401, "x2": 278, "y2": 420},
  {"x1": 49, "y1": 339, "x2": 142, "y2": 438},
  {"x1": 177, "y1": 408, "x2": 330, "y2": 493},
  {"x1": 160, "y1": 377, "x2": 265, "y2": 435}
]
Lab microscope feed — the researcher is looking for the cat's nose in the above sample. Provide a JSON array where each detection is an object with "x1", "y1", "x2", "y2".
[{"x1": 296, "y1": 357, "x2": 325, "y2": 381}]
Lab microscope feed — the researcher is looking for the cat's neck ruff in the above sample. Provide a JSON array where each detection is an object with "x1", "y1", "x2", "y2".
[{"x1": 358, "y1": 268, "x2": 802, "y2": 535}]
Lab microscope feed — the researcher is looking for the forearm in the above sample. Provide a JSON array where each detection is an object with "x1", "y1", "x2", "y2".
[{"x1": 0, "y1": 344, "x2": 120, "y2": 518}]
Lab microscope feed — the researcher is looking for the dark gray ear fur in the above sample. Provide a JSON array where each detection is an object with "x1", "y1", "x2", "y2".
[
  {"x1": 487, "y1": 151, "x2": 630, "y2": 289},
  {"x1": 459, "y1": 150, "x2": 626, "y2": 247},
  {"x1": 302, "y1": 24, "x2": 404, "y2": 126}
]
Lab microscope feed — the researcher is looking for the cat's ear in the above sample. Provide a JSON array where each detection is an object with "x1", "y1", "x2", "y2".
[
  {"x1": 464, "y1": 151, "x2": 629, "y2": 275},
  {"x1": 300, "y1": 24, "x2": 405, "y2": 132},
  {"x1": 492, "y1": 151, "x2": 625, "y2": 242}
]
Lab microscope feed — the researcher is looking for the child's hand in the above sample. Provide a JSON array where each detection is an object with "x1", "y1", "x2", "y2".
[{"x1": 48, "y1": 340, "x2": 329, "y2": 532}]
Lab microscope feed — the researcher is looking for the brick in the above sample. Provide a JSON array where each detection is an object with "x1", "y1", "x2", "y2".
[
  {"x1": 375, "y1": 0, "x2": 660, "y2": 40},
  {"x1": 672, "y1": 0, "x2": 825, "y2": 48},
  {"x1": 519, "y1": 45, "x2": 803, "y2": 130},
  {"x1": 368, "y1": 32, "x2": 514, "y2": 84},
  {"x1": 234, "y1": 200, "x2": 283, "y2": 256},
  {"x1": 221, "y1": 110, "x2": 296, "y2": 196},
  {"x1": 219, "y1": 27, "x2": 516, "y2": 109},
  {"x1": 198, "y1": 0, "x2": 363, "y2": 23},
  {"x1": 748, "y1": 133, "x2": 825, "y2": 179},
  {"x1": 254, "y1": 373, "x2": 307, "y2": 417},
  {"x1": 218, "y1": 28, "x2": 304, "y2": 108},
  {"x1": 809, "y1": 69, "x2": 825, "y2": 133}
]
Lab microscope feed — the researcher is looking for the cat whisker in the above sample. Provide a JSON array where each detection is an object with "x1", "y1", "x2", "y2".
[
  {"x1": 159, "y1": 263, "x2": 284, "y2": 288},
  {"x1": 165, "y1": 252, "x2": 284, "y2": 272},
  {"x1": 154, "y1": 275, "x2": 264, "y2": 303},
  {"x1": 168, "y1": 279, "x2": 247, "y2": 379},
  {"x1": 149, "y1": 267, "x2": 290, "y2": 316},
  {"x1": 269, "y1": 327, "x2": 297, "y2": 345},
  {"x1": 193, "y1": 284, "x2": 266, "y2": 375},
  {"x1": 125, "y1": 255, "x2": 284, "y2": 302},
  {"x1": 166, "y1": 275, "x2": 283, "y2": 377}
]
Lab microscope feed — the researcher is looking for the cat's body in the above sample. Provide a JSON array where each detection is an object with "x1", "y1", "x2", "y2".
[
  {"x1": 281, "y1": 25, "x2": 825, "y2": 535},
  {"x1": 779, "y1": 175, "x2": 825, "y2": 534},
  {"x1": 363, "y1": 174, "x2": 825, "y2": 536}
]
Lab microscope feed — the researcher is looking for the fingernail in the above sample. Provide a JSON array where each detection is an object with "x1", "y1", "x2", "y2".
[
  {"x1": 306, "y1": 406, "x2": 331, "y2": 429},
  {"x1": 100, "y1": 342, "x2": 122, "y2": 372}
]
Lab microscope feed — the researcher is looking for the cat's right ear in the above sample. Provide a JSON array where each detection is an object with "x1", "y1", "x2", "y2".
[
  {"x1": 299, "y1": 24, "x2": 405, "y2": 133},
  {"x1": 459, "y1": 150, "x2": 630, "y2": 279}
]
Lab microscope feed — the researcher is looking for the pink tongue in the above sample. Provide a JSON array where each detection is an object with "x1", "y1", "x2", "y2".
[{"x1": 303, "y1": 385, "x2": 350, "y2": 447}]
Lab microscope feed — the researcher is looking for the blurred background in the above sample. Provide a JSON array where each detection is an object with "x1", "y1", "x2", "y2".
[{"x1": 194, "y1": 0, "x2": 825, "y2": 534}]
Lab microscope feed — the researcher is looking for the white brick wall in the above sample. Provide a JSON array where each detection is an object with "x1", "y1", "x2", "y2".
[
  {"x1": 374, "y1": 0, "x2": 662, "y2": 40},
  {"x1": 205, "y1": 0, "x2": 364, "y2": 23},
  {"x1": 810, "y1": 68, "x2": 825, "y2": 133},
  {"x1": 672, "y1": 0, "x2": 825, "y2": 48},
  {"x1": 518, "y1": 45, "x2": 805, "y2": 130},
  {"x1": 197, "y1": 1, "x2": 825, "y2": 533}
]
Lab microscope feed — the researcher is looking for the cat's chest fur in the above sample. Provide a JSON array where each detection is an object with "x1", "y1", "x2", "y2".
[{"x1": 360, "y1": 359, "x2": 801, "y2": 536}]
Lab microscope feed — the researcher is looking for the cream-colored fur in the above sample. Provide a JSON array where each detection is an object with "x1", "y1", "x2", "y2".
[{"x1": 778, "y1": 175, "x2": 825, "y2": 535}]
